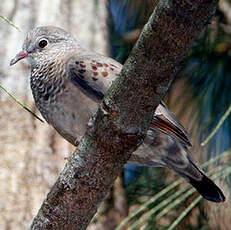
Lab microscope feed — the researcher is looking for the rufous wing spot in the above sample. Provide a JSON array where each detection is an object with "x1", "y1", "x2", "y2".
[
  {"x1": 80, "y1": 63, "x2": 86, "y2": 68},
  {"x1": 102, "y1": 71, "x2": 108, "y2": 77},
  {"x1": 92, "y1": 65, "x2": 97, "y2": 70}
]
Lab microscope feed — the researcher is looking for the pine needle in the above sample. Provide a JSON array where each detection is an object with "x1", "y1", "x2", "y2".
[
  {"x1": 201, "y1": 104, "x2": 231, "y2": 146},
  {"x1": 0, "y1": 15, "x2": 22, "y2": 32},
  {"x1": 0, "y1": 84, "x2": 44, "y2": 123}
]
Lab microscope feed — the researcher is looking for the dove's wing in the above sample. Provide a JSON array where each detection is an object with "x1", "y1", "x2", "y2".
[
  {"x1": 67, "y1": 53, "x2": 191, "y2": 146},
  {"x1": 67, "y1": 54, "x2": 122, "y2": 102}
]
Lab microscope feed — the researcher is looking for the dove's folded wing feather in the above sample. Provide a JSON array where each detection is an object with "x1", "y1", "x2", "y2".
[{"x1": 67, "y1": 54, "x2": 191, "y2": 146}]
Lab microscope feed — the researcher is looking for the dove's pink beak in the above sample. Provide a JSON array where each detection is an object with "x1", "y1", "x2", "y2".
[{"x1": 10, "y1": 50, "x2": 28, "y2": 66}]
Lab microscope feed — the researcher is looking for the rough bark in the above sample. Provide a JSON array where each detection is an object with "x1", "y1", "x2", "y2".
[
  {"x1": 0, "y1": 1, "x2": 108, "y2": 230},
  {"x1": 29, "y1": 0, "x2": 218, "y2": 230}
]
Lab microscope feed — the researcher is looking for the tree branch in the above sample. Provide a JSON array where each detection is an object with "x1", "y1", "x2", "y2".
[{"x1": 30, "y1": 0, "x2": 217, "y2": 229}]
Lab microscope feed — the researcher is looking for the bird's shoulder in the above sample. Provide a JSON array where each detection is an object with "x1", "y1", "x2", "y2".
[{"x1": 66, "y1": 52, "x2": 122, "y2": 101}]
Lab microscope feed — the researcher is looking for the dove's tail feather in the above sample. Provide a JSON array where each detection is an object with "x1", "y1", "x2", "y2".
[
  {"x1": 163, "y1": 155, "x2": 226, "y2": 203},
  {"x1": 176, "y1": 159, "x2": 226, "y2": 203},
  {"x1": 187, "y1": 172, "x2": 225, "y2": 203}
]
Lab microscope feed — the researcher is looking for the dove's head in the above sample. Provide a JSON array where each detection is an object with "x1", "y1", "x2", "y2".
[{"x1": 10, "y1": 26, "x2": 78, "y2": 68}]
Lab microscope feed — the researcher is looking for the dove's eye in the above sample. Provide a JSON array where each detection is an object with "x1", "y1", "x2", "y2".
[{"x1": 38, "y1": 39, "x2": 48, "y2": 48}]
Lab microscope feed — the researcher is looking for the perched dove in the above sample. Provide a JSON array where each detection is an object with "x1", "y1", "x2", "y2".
[{"x1": 10, "y1": 26, "x2": 225, "y2": 202}]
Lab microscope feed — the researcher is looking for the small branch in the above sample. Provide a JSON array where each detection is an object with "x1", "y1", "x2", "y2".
[{"x1": 30, "y1": 0, "x2": 218, "y2": 229}]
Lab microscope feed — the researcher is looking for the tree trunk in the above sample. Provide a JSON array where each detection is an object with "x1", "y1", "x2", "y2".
[{"x1": 0, "y1": 1, "x2": 108, "y2": 229}]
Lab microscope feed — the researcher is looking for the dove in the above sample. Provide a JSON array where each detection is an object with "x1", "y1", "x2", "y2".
[{"x1": 10, "y1": 26, "x2": 225, "y2": 202}]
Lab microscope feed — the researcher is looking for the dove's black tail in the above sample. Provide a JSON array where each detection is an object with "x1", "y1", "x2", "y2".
[
  {"x1": 174, "y1": 158, "x2": 226, "y2": 203},
  {"x1": 187, "y1": 171, "x2": 225, "y2": 203}
]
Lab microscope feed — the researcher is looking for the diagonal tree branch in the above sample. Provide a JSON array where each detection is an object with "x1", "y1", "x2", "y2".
[{"x1": 30, "y1": 0, "x2": 217, "y2": 229}]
